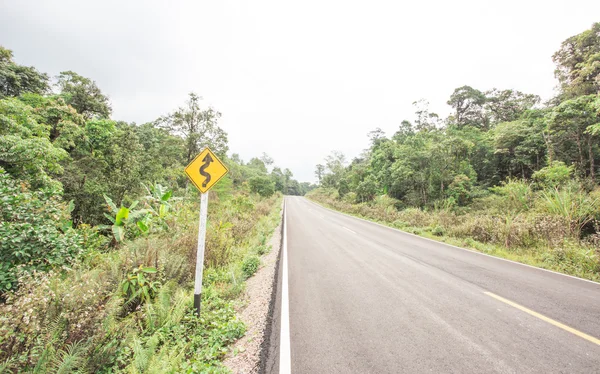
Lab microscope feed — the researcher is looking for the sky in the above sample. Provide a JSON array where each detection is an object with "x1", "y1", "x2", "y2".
[{"x1": 1, "y1": 1, "x2": 599, "y2": 182}]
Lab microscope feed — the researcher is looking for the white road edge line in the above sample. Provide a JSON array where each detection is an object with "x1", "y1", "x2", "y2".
[
  {"x1": 280, "y1": 199, "x2": 291, "y2": 374},
  {"x1": 342, "y1": 226, "x2": 357, "y2": 234},
  {"x1": 304, "y1": 198, "x2": 600, "y2": 286}
]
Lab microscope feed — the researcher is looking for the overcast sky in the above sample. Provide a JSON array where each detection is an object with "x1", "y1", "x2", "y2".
[{"x1": 1, "y1": 1, "x2": 599, "y2": 182}]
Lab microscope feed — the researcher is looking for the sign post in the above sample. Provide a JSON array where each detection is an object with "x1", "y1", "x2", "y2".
[{"x1": 184, "y1": 147, "x2": 229, "y2": 315}]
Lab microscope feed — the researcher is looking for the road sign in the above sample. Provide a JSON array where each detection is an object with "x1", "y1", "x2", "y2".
[
  {"x1": 184, "y1": 147, "x2": 229, "y2": 315},
  {"x1": 184, "y1": 147, "x2": 229, "y2": 193}
]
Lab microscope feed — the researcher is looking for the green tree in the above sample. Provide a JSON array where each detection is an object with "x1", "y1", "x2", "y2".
[
  {"x1": 484, "y1": 88, "x2": 540, "y2": 124},
  {"x1": 447, "y1": 86, "x2": 488, "y2": 129},
  {"x1": 322, "y1": 151, "x2": 346, "y2": 189},
  {"x1": 60, "y1": 120, "x2": 146, "y2": 225},
  {"x1": 547, "y1": 94, "x2": 599, "y2": 182},
  {"x1": 492, "y1": 114, "x2": 546, "y2": 179},
  {"x1": 271, "y1": 166, "x2": 285, "y2": 191},
  {"x1": 56, "y1": 71, "x2": 111, "y2": 119},
  {"x1": 314, "y1": 164, "x2": 325, "y2": 185},
  {"x1": 0, "y1": 97, "x2": 67, "y2": 189},
  {"x1": 156, "y1": 93, "x2": 228, "y2": 162},
  {"x1": 0, "y1": 46, "x2": 49, "y2": 98},
  {"x1": 248, "y1": 175, "x2": 275, "y2": 197},
  {"x1": 552, "y1": 22, "x2": 600, "y2": 99}
]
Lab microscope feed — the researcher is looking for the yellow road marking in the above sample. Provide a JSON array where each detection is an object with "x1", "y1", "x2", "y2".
[{"x1": 484, "y1": 291, "x2": 600, "y2": 346}]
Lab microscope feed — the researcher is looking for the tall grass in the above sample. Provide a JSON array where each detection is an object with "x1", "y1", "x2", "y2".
[{"x1": 540, "y1": 183, "x2": 599, "y2": 237}]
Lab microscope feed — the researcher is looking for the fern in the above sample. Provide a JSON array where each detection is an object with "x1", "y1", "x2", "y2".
[
  {"x1": 51, "y1": 340, "x2": 89, "y2": 374},
  {"x1": 0, "y1": 357, "x2": 15, "y2": 374},
  {"x1": 32, "y1": 316, "x2": 65, "y2": 374}
]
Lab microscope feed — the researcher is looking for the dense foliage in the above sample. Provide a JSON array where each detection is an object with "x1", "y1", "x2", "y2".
[{"x1": 0, "y1": 43, "x2": 303, "y2": 372}]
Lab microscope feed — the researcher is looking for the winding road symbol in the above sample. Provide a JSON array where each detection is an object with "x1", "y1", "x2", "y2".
[
  {"x1": 200, "y1": 153, "x2": 213, "y2": 187},
  {"x1": 184, "y1": 147, "x2": 228, "y2": 193}
]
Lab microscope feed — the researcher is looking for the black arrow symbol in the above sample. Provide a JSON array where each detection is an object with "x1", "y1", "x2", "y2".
[{"x1": 199, "y1": 153, "x2": 213, "y2": 187}]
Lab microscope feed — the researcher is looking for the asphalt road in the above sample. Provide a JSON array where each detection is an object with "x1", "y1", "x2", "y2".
[{"x1": 272, "y1": 196, "x2": 600, "y2": 373}]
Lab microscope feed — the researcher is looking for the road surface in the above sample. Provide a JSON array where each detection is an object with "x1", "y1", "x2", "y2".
[{"x1": 269, "y1": 196, "x2": 600, "y2": 373}]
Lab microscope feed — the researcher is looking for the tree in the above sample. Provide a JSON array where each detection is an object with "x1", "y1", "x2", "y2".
[
  {"x1": 60, "y1": 120, "x2": 148, "y2": 225},
  {"x1": 314, "y1": 164, "x2": 325, "y2": 185},
  {"x1": 368, "y1": 128, "x2": 386, "y2": 147},
  {"x1": 392, "y1": 120, "x2": 414, "y2": 143},
  {"x1": 283, "y1": 168, "x2": 293, "y2": 193},
  {"x1": 447, "y1": 86, "x2": 488, "y2": 128},
  {"x1": 56, "y1": 71, "x2": 111, "y2": 119},
  {"x1": 547, "y1": 94, "x2": 599, "y2": 182},
  {"x1": 412, "y1": 99, "x2": 440, "y2": 131},
  {"x1": 322, "y1": 151, "x2": 346, "y2": 189},
  {"x1": 552, "y1": 22, "x2": 600, "y2": 99},
  {"x1": 247, "y1": 157, "x2": 267, "y2": 174},
  {"x1": 18, "y1": 93, "x2": 85, "y2": 150},
  {"x1": 271, "y1": 167, "x2": 285, "y2": 191},
  {"x1": 260, "y1": 152, "x2": 274, "y2": 168},
  {"x1": 0, "y1": 97, "x2": 67, "y2": 189},
  {"x1": 249, "y1": 175, "x2": 275, "y2": 197},
  {"x1": 156, "y1": 93, "x2": 228, "y2": 162},
  {"x1": 492, "y1": 116, "x2": 546, "y2": 179},
  {"x1": 484, "y1": 88, "x2": 540, "y2": 124},
  {"x1": 0, "y1": 46, "x2": 49, "y2": 98}
]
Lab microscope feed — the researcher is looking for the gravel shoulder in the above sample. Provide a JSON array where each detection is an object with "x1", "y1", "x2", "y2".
[{"x1": 224, "y1": 206, "x2": 283, "y2": 374}]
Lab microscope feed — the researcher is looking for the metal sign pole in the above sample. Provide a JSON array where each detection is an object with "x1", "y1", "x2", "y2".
[{"x1": 194, "y1": 191, "x2": 209, "y2": 315}]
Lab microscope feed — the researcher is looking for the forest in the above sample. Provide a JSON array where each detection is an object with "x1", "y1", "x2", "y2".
[
  {"x1": 0, "y1": 44, "x2": 309, "y2": 372},
  {"x1": 310, "y1": 22, "x2": 600, "y2": 280}
]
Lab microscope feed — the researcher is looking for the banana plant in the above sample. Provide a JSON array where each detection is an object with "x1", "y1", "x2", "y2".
[
  {"x1": 142, "y1": 183, "x2": 178, "y2": 230},
  {"x1": 101, "y1": 194, "x2": 150, "y2": 243}
]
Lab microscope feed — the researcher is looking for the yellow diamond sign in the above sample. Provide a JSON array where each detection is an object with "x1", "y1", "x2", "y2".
[{"x1": 185, "y1": 147, "x2": 229, "y2": 193}]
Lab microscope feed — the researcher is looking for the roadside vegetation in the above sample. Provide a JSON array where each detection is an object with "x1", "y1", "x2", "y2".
[
  {"x1": 0, "y1": 45, "x2": 303, "y2": 372},
  {"x1": 309, "y1": 23, "x2": 600, "y2": 282}
]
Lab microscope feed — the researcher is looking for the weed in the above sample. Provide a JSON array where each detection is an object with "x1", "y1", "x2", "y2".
[{"x1": 241, "y1": 256, "x2": 260, "y2": 279}]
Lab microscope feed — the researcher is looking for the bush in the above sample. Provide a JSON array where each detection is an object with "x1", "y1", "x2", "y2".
[
  {"x1": 0, "y1": 169, "x2": 89, "y2": 293},
  {"x1": 490, "y1": 178, "x2": 533, "y2": 213},
  {"x1": 532, "y1": 161, "x2": 573, "y2": 189},
  {"x1": 248, "y1": 176, "x2": 275, "y2": 197},
  {"x1": 342, "y1": 192, "x2": 357, "y2": 204},
  {"x1": 447, "y1": 174, "x2": 474, "y2": 206},
  {"x1": 431, "y1": 225, "x2": 445, "y2": 236},
  {"x1": 241, "y1": 256, "x2": 260, "y2": 279}
]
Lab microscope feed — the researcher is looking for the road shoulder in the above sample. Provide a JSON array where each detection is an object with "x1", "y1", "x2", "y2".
[{"x1": 223, "y1": 203, "x2": 283, "y2": 374}]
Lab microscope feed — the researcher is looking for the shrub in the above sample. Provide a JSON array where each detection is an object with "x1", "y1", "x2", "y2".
[
  {"x1": 447, "y1": 174, "x2": 474, "y2": 206},
  {"x1": 120, "y1": 265, "x2": 160, "y2": 308},
  {"x1": 343, "y1": 192, "x2": 357, "y2": 204},
  {"x1": 532, "y1": 161, "x2": 573, "y2": 189},
  {"x1": 248, "y1": 176, "x2": 275, "y2": 197},
  {"x1": 432, "y1": 225, "x2": 445, "y2": 236},
  {"x1": 241, "y1": 256, "x2": 260, "y2": 279},
  {"x1": 490, "y1": 178, "x2": 533, "y2": 213},
  {"x1": 0, "y1": 169, "x2": 87, "y2": 293},
  {"x1": 256, "y1": 245, "x2": 268, "y2": 256}
]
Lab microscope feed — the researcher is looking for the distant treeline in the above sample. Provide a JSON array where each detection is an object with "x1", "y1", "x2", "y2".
[{"x1": 315, "y1": 22, "x2": 600, "y2": 209}]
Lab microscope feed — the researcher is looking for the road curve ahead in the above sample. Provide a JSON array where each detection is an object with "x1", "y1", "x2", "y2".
[{"x1": 280, "y1": 196, "x2": 600, "y2": 373}]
